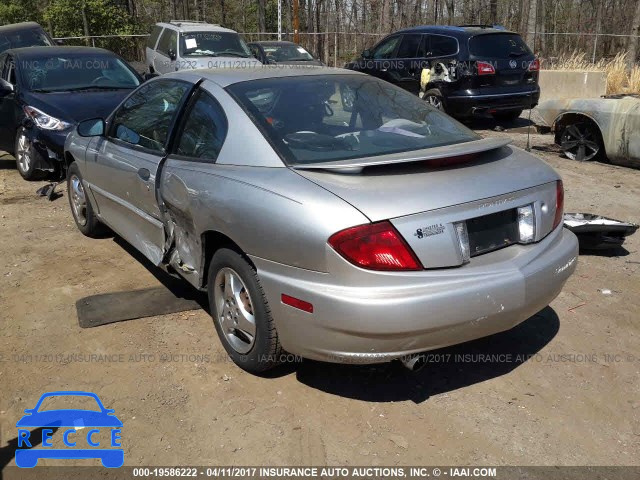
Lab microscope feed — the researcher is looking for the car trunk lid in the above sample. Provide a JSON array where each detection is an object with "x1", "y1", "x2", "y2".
[{"x1": 295, "y1": 143, "x2": 560, "y2": 268}]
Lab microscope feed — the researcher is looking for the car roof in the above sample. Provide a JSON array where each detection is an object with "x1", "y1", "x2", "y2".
[
  {"x1": 8, "y1": 45, "x2": 113, "y2": 58},
  {"x1": 397, "y1": 25, "x2": 516, "y2": 37},
  {"x1": 0, "y1": 22, "x2": 46, "y2": 34},
  {"x1": 156, "y1": 21, "x2": 237, "y2": 34},
  {"x1": 167, "y1": 65, "x2": 363, "y2": 87}
]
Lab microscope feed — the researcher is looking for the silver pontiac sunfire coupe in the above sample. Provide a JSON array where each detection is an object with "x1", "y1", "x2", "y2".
[{"x1": 64, "y1": 67, "x2": 578, "y2": 373}]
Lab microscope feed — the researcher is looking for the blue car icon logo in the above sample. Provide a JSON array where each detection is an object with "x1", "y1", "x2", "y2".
[{"x1": 15, "y1": 391, "x2": 123, "y2": 468}]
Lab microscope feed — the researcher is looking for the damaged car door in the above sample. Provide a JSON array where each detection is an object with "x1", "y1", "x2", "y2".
[
  {"x1": 86, "y1": 79, "x2": 192, "y2": 264},
  {"x1": 158, "y1": 87, "x2": 229, "y2": 285}
]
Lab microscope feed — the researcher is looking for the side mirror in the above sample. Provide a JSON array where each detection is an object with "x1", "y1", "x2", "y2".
[
  {"x1": 55, "y1": 39, "x2": 65, "y2": 46},
  {"x1": 24, "y1": 409, "x2": 34, "y2": 414},
  {"x1": 143, "y1": 72, "x2": 159, "y2": 82},
  {"x1": 362, "y1": 49, "x2": 372, "y2": 59},
  {"x1": 167, "y1": 49, "x2": 176, "y2": 61},
  {"x1": 0, "y1": 79, "x2": 14, "y2": 97},
  {"x1": 77, "y1": 118, "x2": 105, "y2": 137}
]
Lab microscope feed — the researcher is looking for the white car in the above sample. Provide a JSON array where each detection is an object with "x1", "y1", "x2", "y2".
[{"x1": 145, "y1": 20, "x2": 261, "y2": 75}]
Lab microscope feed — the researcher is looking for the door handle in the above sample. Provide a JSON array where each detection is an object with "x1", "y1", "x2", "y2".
[{"x1": 137, "y1": 168, "x2": 150, "y2": 181}]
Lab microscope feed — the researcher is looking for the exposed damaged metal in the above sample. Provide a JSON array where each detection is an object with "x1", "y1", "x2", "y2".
[
  {"x1": 533, "y1": 95, "x2": 640, "y2": 168},
  {"x1": 563, "y1": 213, "x2": 638, "y2": 250}
]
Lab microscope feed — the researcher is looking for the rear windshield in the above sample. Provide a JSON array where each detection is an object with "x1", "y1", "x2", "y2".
[
  {"x1": 227, "y1": 74, "x2": 479, "y2": 165},
  {"x1": 0, "y1": 28, "x2": 52, "y2": 54},
  {"x1": 469, "y1": 33, "x2": 532, "y2": 58}
]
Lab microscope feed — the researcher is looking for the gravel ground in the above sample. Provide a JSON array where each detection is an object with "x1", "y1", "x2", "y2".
[{"x1": 0, "y1": 126, "x2": 638, "y2": 470}]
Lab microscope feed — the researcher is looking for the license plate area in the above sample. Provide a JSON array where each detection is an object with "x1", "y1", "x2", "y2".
[{"x1": 467, "y1": 209, "x2": 519, "y2": 257}]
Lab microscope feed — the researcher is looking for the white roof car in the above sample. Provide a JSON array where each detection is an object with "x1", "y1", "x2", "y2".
[{"x1": 145, "y1": 20, "x2": 261, "y2": 74}]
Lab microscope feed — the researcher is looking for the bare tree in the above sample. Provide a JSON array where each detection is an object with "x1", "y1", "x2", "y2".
[{"x1": 628, "y1": 0, "x2": 640, "y2": 66}]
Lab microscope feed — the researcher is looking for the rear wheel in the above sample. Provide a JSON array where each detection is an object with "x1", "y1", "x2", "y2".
[
  {"x1": 423, "y1": 88, "x2": 445, "y2": 111},
  {"x1": 15, "y1": 127, "x2": 44, "y2": 180},
  {"x1": 559, "y1": 121, "x2": 603, "y2": 162},
  {"x1": 207, "y1": 248, "x2": 283, "y2": 373}
]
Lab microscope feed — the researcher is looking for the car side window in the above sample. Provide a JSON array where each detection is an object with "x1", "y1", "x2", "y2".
[
  {"x1": 429, "y1": 35, "x2": 458, "y2": 57},
  {"x1": 396, "y1": 34, "x2": 422, "y2": 59},
  {"x1": 2, "y1": 55, "x2": 16, "y2": 85},
  {"x1": 110, "y1": 80, "x2": 190, "y2": 153},
  {"x1": 147, "y1": 26, "x2": 163, "y2": 49},
  {"x1": 175, "y1": 91, "x2": 228, "y2": 161},
  {"x1": 249, "y1": 45, "x2": 261, "y2": 60},
  {"x1": 372, "y1": 36, "x2": 401, "y2": 59},
  {"x1": 0, "y1": 54, "x2": 8, "y2": 80},
  {"x1": 156, "y1": 29, "x2": 177, "y2": 56}
]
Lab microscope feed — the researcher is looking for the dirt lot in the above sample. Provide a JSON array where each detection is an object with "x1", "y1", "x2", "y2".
[{"x1": 0, "y1": 127, "x2": 639, "y2": 470}]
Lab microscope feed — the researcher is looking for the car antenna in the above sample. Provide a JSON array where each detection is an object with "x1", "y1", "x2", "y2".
[{"x1": 526, "y1": 0, "x2": 540, "y2": 152}]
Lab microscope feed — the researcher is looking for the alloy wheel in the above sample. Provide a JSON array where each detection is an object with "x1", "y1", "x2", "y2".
[
  {"x1": 16, "y1": 132, "x2": 31, "y2": 173},
  {"x1": 560, "y1": 123, "x2": 600, "y2": 162},
  {"x1": 69, "y1": 174, "x2": 88, "y2": 226},
  {"x1": 213, "y1": 267, "x2": 257, "y2": 354}
]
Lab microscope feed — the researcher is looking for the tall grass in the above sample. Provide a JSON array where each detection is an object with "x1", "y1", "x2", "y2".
[{"x1": 543, "y1": 51, "x2": 640, "y2": 95}]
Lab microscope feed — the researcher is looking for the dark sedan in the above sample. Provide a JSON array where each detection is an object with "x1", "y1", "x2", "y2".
[
  {"x1": 0, "y1": 46, "x2": 142, "y2": 180},
  {"x1": 0, "y1": 22, "x2": 55, "y2": 55},
  {"x1": 248, "y1": 41, "x2": 323, "y2": 66}
]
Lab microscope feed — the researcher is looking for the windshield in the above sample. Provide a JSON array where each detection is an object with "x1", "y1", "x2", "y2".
[
  {"x1": 227, "y1": 74, "x2": 479, "y2": 165},
  {"x1": 263, "y1": 44, "x2": 314, "y2": 62},
  {"x1": 19, "y1": 54, "x2": 141, "y2": 92},
  {"x1": 0, "y1": 28, "x2": 53, "y2": 54},
  {"x1": 469, "y1": 33, "x2": 532, "y2": 58},
  {"x1": 179, "y1": 31, "x2": 251, "y2": 58}
]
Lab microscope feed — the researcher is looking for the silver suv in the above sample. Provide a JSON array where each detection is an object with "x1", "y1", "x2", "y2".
[{"x1": 145, "y1": 20, "x2": 261, "y2": 74}]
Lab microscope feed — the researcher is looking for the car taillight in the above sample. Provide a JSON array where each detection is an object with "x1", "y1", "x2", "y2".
[
  {"x1": 528, "y1": 58, "x2": 540, "y2": 71},
  {"x1": 553, "y1": 180, "x2": 564, "y2": 229},
  {"x1": 477, "y1": 61, "x2": 495, "y2": 75},
  {"x1": 328, "y1": 221, "x2": 421, "y2": 271}
]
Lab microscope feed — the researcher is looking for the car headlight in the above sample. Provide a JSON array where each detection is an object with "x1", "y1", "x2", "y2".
[{"x1": 23, "y1": 106, "x2": 72, "y2": 131}]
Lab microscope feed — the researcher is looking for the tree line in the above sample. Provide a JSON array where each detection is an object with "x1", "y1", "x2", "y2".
[{"x1": 1, "y1": 0, "x2": 639, "y2": 65}]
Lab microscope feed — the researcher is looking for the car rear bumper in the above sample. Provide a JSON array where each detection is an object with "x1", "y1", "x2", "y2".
[
  {"x1": 253, "y1": 227, "x2": 578, "y2": 364},
  {"x1": 446, "y1": 88, "x2": 540, "y2": 117}
]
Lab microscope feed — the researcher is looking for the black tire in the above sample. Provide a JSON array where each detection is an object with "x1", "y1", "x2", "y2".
[
  {"x1": 14, "y1": 127, "x2": 45, "y2": 181},
  {"x1": 493, "y1": 109, "x2": 523, "y2": 122},
  {"x1": 558, "y1": 121, "x2": 604, "y2": 162},
  {"x1": 207, "y1": 248, "x2": 283, "y2": 373},
  {"x1": 67, "y1": 162, "x2": 105, "y2": 237},
  {"x1": 422, "y1": 88, "x2": 446, "y2": 111}
]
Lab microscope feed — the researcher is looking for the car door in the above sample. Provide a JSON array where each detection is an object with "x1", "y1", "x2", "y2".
[
  {"x1": 159, "y1": 87, "x2": 229, "y2": 286},
  {"x1": 359, "y1": 35, "x2": 402, "y2": 84},
  {"x1": 86, "y1": 79, "x2": 193, "y2": 265},
  {"x1": 153, "y1": 28, "x2": 178, "y2": 74},
  {"x1": 392, "y1": 33, "x2": 425, "y2": 94},
  {"x1": 0, "y1": 53, "x2": 18, "y2": 152},
  {"x1": 145, "y1": 26, "x2": 163, "y2": 72}
]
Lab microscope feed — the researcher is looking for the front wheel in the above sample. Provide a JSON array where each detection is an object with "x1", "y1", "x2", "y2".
[
  {"x1": 15, "y1": 127, "x2": 44, "y2": 180},
  {"x1": 67, "y1": 162, "x2": 105, "y2": 237},
  {"x1": 207, "y1": 248, "x2": 283, "y2": 373}
]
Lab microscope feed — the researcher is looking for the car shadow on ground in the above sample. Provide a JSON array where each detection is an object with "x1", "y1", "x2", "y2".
[
  {"x1": 0, "y1": 427, "x2": 59, "y2": 472},
  {"x1": 0, "y1": 151, "x2": 15, "y2": 170},
  {"x1": 463, "y1": 115, "x2": 536, "y2": 132},
  {"x1": 293, "y1": 307, "x2": 559, "y2": 404},
  {"x1": 112, "y1": 236, "x2": 209, "y2": 312}
]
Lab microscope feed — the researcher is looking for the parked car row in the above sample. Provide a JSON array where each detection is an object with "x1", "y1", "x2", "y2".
[{"x1": 0, "y1": 19, "x2": 577, "y2": 375}]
